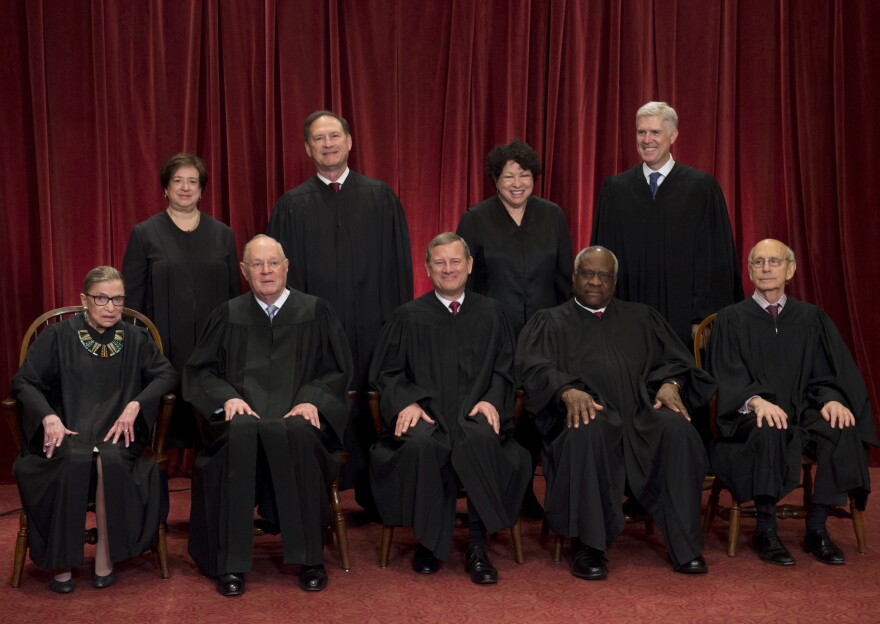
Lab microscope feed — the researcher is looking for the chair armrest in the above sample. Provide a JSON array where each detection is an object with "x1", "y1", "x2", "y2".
[{"x1": 150, "y1": 393, "x2": 176, "y2": 469}]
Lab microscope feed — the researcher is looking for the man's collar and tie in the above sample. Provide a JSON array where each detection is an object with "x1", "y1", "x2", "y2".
[
  {"x1": 752, "y1": 291, "x2": 787, "y2": 315},
  {"x1": 436, "y1": 292, "x2": 465, "y2": 315},
  {"x1": 254, "y1": 288, "x2": 291, "y2": 324},
  {"x1": 642, "y1": 157, "x2": 675, "y2": 197},
  {"x1": 317, "y1": 167, "x2": 350, "y2": 191},
  {"x1": 574, "y1": 297, "x2": 607, "y2": 318}
]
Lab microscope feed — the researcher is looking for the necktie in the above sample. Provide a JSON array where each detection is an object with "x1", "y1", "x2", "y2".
[
  {"x1": 449, "y1": 301, "x2": 460, "y2": 316},
  {"x1": 266, "y1": 304, "x2": 278, "y2": 325},
  {"x1": 649, "y1": 172, "x2": 661, "y2": 197},
  {"x1": 594, "y1": 311, "x2": 603, "y2": 319},
  {"x1": 329, "y1": 182, "x2": 341, "y2": 193},
  {"x1": 768, "y1": 304, "x2": 779, "y2": 319}
]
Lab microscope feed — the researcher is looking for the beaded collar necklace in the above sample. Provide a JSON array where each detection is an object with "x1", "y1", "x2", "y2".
[{"x1": 78, "y1": 328, "x2": 125, "y2": 357}]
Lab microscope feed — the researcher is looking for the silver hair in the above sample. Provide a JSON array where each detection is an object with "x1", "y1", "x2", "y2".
[
  {"x1": 636, "y1": 101, "x2": 678, "y2": 130},
  {"x1": 748, "y1": 240, "x2": 796, "y2": 264},
  {"x1": 83, "y1": 266, "x2": 124, "y2": 294}
]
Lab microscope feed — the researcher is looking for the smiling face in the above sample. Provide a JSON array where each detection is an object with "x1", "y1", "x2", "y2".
[
  {"x1": 241, "y1": 237, "x2": 289, "y2": 305},
  {"x1": 165, "y1": 165, "x2": 202, "y2": 212},
  {"x1": 636, "y1": 115, "x2": 678, "y2": 170},
  {"x1": 495, "y1": 160, "x2": 534, "y2": 211},
  {"x1": 573, "y1": 250, "x2": 617, "y2": 309},
  {"x1": 80, "y1": 279, "x2": 125, "y2": 331},
  {"x1": 748, "y1": 239, "x2": 796, "y2": 302},
  {"x1": 304, "y1": 115, "x2": 352, "y2": 179},
  {"x1": 426, "y1": 241, "x2": 473, "y2": 300}
]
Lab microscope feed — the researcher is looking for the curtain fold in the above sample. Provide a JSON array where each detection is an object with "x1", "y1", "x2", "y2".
[{"x1": 2, "y1": 0, "x2": 878, "y2": 478}]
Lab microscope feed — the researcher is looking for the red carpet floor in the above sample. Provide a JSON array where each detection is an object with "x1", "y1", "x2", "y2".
[{"x1": 1, "y1": 471, "x2": 879, "y2": 624}]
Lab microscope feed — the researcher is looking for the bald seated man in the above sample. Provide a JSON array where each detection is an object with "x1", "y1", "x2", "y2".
[{"x1": 708, "y1": 239, "x2": 877, "y2": 566}]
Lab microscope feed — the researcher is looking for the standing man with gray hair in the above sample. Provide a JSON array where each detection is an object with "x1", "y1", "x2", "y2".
[{"x1": 590, "y1": 101, "x2": 743, "y2": 348}]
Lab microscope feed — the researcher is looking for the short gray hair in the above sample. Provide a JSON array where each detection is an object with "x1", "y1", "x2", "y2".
[
  {"x1": 748, "y1": 240, "x2": 796, "y2": 264},
  {"x1": 242, "y1": 234, "x2": 286, "y2": 263},
  {"x1": 574, "y1": 246, "x2": 618, "y2": 274},
  {"x1": 83, "y1": 266, "x2": 124, "y2": 294},
  {"x1": 426, "y1": 232, "x2": 471, "y2": 263},
  {"x1": 636, "y1": 101, "x2": 678, "y2": 130}
]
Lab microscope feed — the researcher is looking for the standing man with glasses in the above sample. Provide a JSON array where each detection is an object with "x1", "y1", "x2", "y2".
[
  {"x1": 184, "y1": 234, "x2": 353, "y2": 596},
  {"x1": 590, "y1": 101, "x2": 743, "y2": 348},
  {"x1": 708, "y1": 239, "x2": 877, "y2": 566},
  {"x1": 268, "y1": 110, "x2": 413, "y2": 517},
  {"x1": 516, "y1": 246, "x2": 716, "y2": 580}
]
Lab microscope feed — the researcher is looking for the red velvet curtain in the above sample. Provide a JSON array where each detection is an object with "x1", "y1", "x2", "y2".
[{"x1": 2, "y1": 0, "x2": 879, "y2": 477}]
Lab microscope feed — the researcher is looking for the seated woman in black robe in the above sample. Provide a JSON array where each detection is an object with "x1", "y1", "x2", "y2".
[{"x1": 12, "y1": 266, "x2": 178, "y2": 593}]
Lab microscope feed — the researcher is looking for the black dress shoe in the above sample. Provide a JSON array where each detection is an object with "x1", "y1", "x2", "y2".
[
  {"x1": 299, "y1": 564, "x2": 328, "y2": 592},
  {"x1": 464, "y1": 546, "x2": 498, "y2": 585},
  {"x1": 92, "y1": 569, "x2": 116, "y2": 589},
  {"x1": 672, "y1": 555, "x2": 708, "y2": 574},
  {"x1": 570, "y1": 545, "x2": 608, "y2": 580},
  {"x1": 412, "y1": 545, "x2": 441, "y2": 574},
  {"x1": 752, "y1": 529, "x2": 795, "y2": 566},
  {"x1": 803, "y1": 529, "x2": 845, "y2": 565},
  {"x1": 215, "y1": 573, "x2": 246, "y2": 597},
  {"x1": 49, "y1": 576, "x2": 74, "y2": 594}
]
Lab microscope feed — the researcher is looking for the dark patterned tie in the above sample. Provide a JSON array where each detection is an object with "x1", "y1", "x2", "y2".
[
  {"x1": 594, "y1": 311, "x2": 603, "y2": 319},
  {"x1": 449, "y1": 301, "x2": 460, "y2": 316},
  {"x1": 329, "y1": 182, "x2": 341, "y2": 193},
  {"x1": 768, "y1": 304, "x2": 779, "y2": 318},
  {"x1": 649, "y1": 172, "x2": 661, "y2": 197}
]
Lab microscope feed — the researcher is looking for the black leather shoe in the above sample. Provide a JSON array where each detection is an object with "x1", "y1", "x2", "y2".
[
  {"x1": 752, "y1": 529, "x2": 795, "y2": 566},
  {"x1": 92, "y1": 569, "x2": 116, "y2": 589},
  {"x1": 672, "y1": 555, "x2": 708, "y2": 574},
  {"x1": 49, "y1": 575, "x2": 74, "y2": 594},
  {"x1": 464, "y1": 546, "x2": 498, "y2": 585},
  {"x1": 299, "y1": 564, "x2": 328, "y2": 592},
  {"x1": 215, "y1": 573, "x2": 245, "y2": 597},
  {"x1": 803, "y1": 529, "x2": 845, "y2": 565},
  {"x1": 570, "y1": 545, "x2": 608, "y2": 580},
  {"x1": 412, "y1": 545, "x2": 441, "y2": 574}
]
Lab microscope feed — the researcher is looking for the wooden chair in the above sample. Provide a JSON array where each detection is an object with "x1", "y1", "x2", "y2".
[
  {"x1": 367, "y1": 390, "x2": 524, "y2": 567},
  {"x1": 694, "y1": 313, "x2": 867, "y2": 556},
  {"x1": 227, "y1": 395, "x2": 355, "y2": 572},
  {"x1": 3, "y1": 306, "x2": 175, "y2": 587}
]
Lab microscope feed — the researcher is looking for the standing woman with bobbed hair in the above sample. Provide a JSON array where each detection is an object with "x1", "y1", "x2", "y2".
[
  {"x1": 456, "y1": 139, "x2": 573, "y2": 517},
  {"x1": 123, "y1": 153, "x2": 241, "y2": 472}
]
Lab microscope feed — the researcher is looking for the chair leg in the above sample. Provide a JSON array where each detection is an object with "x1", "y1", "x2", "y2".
[
  {"x1": 553, "y1": 534, "x2": 563, "y2": 563},
  {"x1": 157, "y1": 522, "x2": 170, "y2": 579},
  {"x1": 727, "y1": 500, "x2": 741, "y2": 557},
  {"x1": 850, "y1": 495, "x2": 868, "y2": 555},
  {"x1": 328, "y1": 479, "x2": 350, "y2": 571},
  {"x1": 703, "y1": 478, "x2": 722, "y2": 533},
  {"x1": 379, "y1": 526, "x2": 394, "y2": 568},
  {"x1": 511, "y1": 519, "x2": 524, "y2": 564},
  {"x1": 11, "y1": 511, "x2": 28, "y2": 588}
]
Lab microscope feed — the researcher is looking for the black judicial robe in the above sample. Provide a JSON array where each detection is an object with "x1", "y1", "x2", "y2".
[
  {"x1": 13, "y1": 315, "x2": 178, "y2": 569},
  {"x1": 708, "y1": 297, "x2": 877, "y2": 506},
  {"x1": 456, "y1": 195, "x2": 573, "y2": 336},
  {"x1": 516, "y1": 299, "x2": 716, "y2": 564},
  {"x1": 183, "y1": 291, "x2": 353, "y2": 575},
  {"x1": 590, "y1": 163, "x2": 743, "y2": 345},
  {"x1": 269, "y1": 171, "x2": 413, "y2": 494},
  {"x1": 369, "y1": 292, "x2": 530, "y2": 560}
]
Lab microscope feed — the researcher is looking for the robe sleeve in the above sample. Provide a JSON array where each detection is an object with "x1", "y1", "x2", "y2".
[
  {"x1": 369, "y1": 307, "x2": 431, "y2": 428},
  {"x1": 456, "y1": 210, "x2": 487, "y2": 294},
  {"x1": 690, "y1": 178, "x2": 743, "y2": 324},
  {"x1": 224, "y1": 228, "x2": 242, "y2": 299},
  {"x1": 553, "y1": 207, "x2": 574, "y2": 304},
  {"x1": 11, "y1": 327, "x2": 63, "y2": 443},
  {"x1": 290, "y1": 300, "x2": 353, "y2": 440},
  {"x1": 183, "y1": 303, "x2": 242, "y2": 416},
  {"x1": 472, "y1": 311, "x2": 516, "y2": 431},
  {"x1": 382, "y1": 187, "x2": 414, "y2": 308},
  {"x1": 121, "y1": 225, "x2": 149, "y2": 314},
  {"x1": 515, "y1": 310, "x2": 584, "y2": 415},
  {"x1": 127, "y1": 326, "x2": 179, "y2": 430}
]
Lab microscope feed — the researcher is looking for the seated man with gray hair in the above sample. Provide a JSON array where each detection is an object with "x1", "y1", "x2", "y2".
[{"x1": 709, "y1": 238, "x2": 877, "y2": 566}]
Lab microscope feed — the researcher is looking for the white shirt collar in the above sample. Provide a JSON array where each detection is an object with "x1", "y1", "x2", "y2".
[
  {"x1": 752, "y1": 291, "x2": 787, "y2": 311},
  {"x1": 317, "y1": 167, "x2": 350, "y2": 187},
  {"x1": 574, "y1": 298, "x2": 607, "y2": 315},
  {"x1": 254, "y1": 287, "x2": 291, "y2": 314},
  {"x1": 435, "y1": 291, "x2": 465, "y2": 312},
  {"x1": 642, "y1": 156, "x2": 676, "y2": 185}
]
